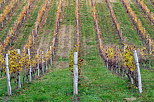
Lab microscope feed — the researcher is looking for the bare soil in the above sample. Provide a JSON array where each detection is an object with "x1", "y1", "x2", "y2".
[
  {"x1": 110, "y1": 0, "x2": 118, "y2": 3},
  {"x1": 54, "y1": 25, "x2": 74, "y2": 68},
  {"x1": 96, "y1": 0, "x2": 102, "y2": 3}
]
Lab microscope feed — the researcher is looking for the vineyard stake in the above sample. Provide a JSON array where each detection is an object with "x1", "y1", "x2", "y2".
[
  {"x1": 17, "y1": 49, "x2": 21, "y2": 88},
  {"x1": 37, "y1": 50, "x2": 40, "y2": 76},
  {"x1": 134, "y1": 50, "x2": 142, "y2": 93},
  {"x1": 42, "y1": 51, "x2": 45, "y2": 74},
  {"x1": 5, "y1": 54, "x2": 12, "y2": 96},
  {"x1": 50, "y1": 57, "x2": 52, "y2": 65},
  {"x1": 50, "y1": 46, "x2": 52, "y2": 65},
  {"x1": 28, "y1": 49, "x2": 32, "y2": 82},
  {"x1": 46, "y1": 50, "x2": 48, "y2": 70},
  {"x1": 2, "y1": 22, "x2": 4, "y2": 28},
  {"x1": 73, "y1": 52, "x2": 78, "y2": 95}
]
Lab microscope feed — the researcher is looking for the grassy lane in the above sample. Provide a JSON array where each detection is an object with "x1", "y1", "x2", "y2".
[
  {"x1": 112, "y1": 0, "x2": 143, "y2": 46},
  {"x1": 96, "y1": 0, "x2": 120, "y2": 44},
  {"x1": 12, "y1": 0, "x2": 42, "y2": 49},
  {"x1": 0, "y1": 78, "x2": 7, "y2": 101},
  {"x1": 0, "y1": 0, "x2": 27, "y2": 41},
  {"x1": 53, "y1": 0, "x2": 75, "y2": 68},
  {"x1": 79, "y1": 0, "x2": 135, "y2": 101},
  {"x1": 2, "y1": 68, "x2": 73, "y2": 102},
  {"x1": 140, "y1": 69, "x2": 154, "y2": 101},
  {"x1": 130, "y1": 0, "x2": 154, "y2": 39},
  {"x1": 63, "y1": 0, "x2": 75, "y2": 25}
]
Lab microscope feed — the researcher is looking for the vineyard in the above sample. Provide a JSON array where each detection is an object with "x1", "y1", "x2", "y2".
[{"x1": 0, "y1": 0, "x2": 154, "y2": 101}]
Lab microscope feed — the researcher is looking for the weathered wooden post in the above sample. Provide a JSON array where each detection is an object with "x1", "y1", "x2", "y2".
[
  {"x1": 42, "y1": 51, "x2": 45, "y2": 74},
  {"x1": 28, "y1": 49, "x2": 32, "y2": 82},
  {"x1": 50, "y1": 46, "x2": 52, "y2": 65},
  {"x1": 37, "y1": 49, "x2": 40, "y2": 76},
  {"x1": 73, "y1": 52, "x2": 78, "y2": 95},
  {"x1": 134, "y1": 50, "x2": 142, "y2": 93},
  {"x1": 5, "y1": 54, "x2": 12, "y2": 96},
  {"x1": 46, "y1": 50, "x2": 48, "y2": 70},
  {"x1": 17, "y1": 49, "x2": 21, "y2": 88}
]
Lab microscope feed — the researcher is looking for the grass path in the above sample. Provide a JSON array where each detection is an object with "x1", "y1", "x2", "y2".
[
  {"x1": 1, "y1": 68, "x2": 73, "y2": 102},
  {"x1": 53, "y1": 0, "x2": 75, "y2": 68},
  {"x1": 0, "y1": 78, "x2": 7, "y2": 101},
  {"x1": 96, "y1": 0, "x2": 120, "y2": 44},
  {"x1": 79, "y1": 1, "x2": 136, "y2": 101}
]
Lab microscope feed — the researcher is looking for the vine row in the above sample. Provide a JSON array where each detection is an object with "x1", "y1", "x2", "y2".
[
  {"x1": 24, "y1": 0, "x2": 50, "y2": 50},
  {"x1": 91, "y1": 0, "x2": 144, "y2": 88},
  {"x1": 121, "y1": 0, "x2": 154, "y2": 53},
  {"x1": 0, "y1": 0, "x2": 35, "y2": 52},
  {"x1": 105, "y1": 0, "x2": 123, "y2": 41},
  {"x1": 135, "y1": 0, "x2": 154, "y2": 24},
  {"x1": 0, "y1": 0, "x2": 19, "y2": 28}
]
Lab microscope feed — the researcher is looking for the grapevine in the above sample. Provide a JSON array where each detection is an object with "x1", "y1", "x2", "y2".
[
  {"x1": 0, "y1": 0, "x2": 19, "y2": 24},
  {"x1": 1, "y1": 0, "x2": 34, "y2": 51},
  {"x1": 8, "y1": 49, "x2": 22, "y2": 74},
  {"x1": 90, "y1": 0, "x2": 141, "y2": 87},
  {"x1": 136, "y1": 0, "x2": 154, "y2": 24},
  {"x1": 121, "y1": 0, "x2": 154, "y2": 53},
  {"x1": 105, "y1": 0, "x2": 123, "y2": 41},
  {"x1": 24, "y1": 0, "x2": 50, "y2": 50}
]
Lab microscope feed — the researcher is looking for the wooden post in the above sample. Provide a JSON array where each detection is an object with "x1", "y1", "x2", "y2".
[
  {"x1": 32, "y1": 35, "x2": 35, "y2": 44},
  {"x1": 28, "y1": 49, "x2": 32, "y2": 82},
  {"x1": 17, "y1": 49, "x2": 21, "y2": 88},
  {"x1": 46, "y1": 50, "x2": 48, "y2": 70},
  {"x1": 134, "y1": 50, "x2": 142, "y2": 93},
  {"x1": 42, "y1": 51, "x2": 44, "y2": 74},
  {"x1": 2, "y1": 22, "x2": 4, "y2": 28},
  {"x1": 50, "y1": 57, "x2": 52, "y2": 65},
  {"x1": 73, "y1": 52, "x2": 78, "y2": 95},
  {"x1": 5, "y1": 54, "x2": 12, "y2": 96},
  {"x1": 37, "y1": 50, "x2": 40, "y2": 76},
  {"x1": 50, "y1": 46, "x2": 52, "y2": 65}
]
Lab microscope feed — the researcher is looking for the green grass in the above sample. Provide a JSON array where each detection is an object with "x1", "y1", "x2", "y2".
[
  {"x1": 63, "y1": 0, "x2": 75, "y2": 25},
  {"x1": 0, "y1": 0, "x2": 27, "y2": 42},
  {"x1": 0, "y1": 68, "x2": 73, "y2": 102},
  {"x1": 112, "y1": 0, "x2": 143, "y2": 46},
  {"x1": 0, "y1": 78, "x2": 7, "y2": 100},
  {"x1": 96, "y1": 1, "x2": 120, "y2": 44}
]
